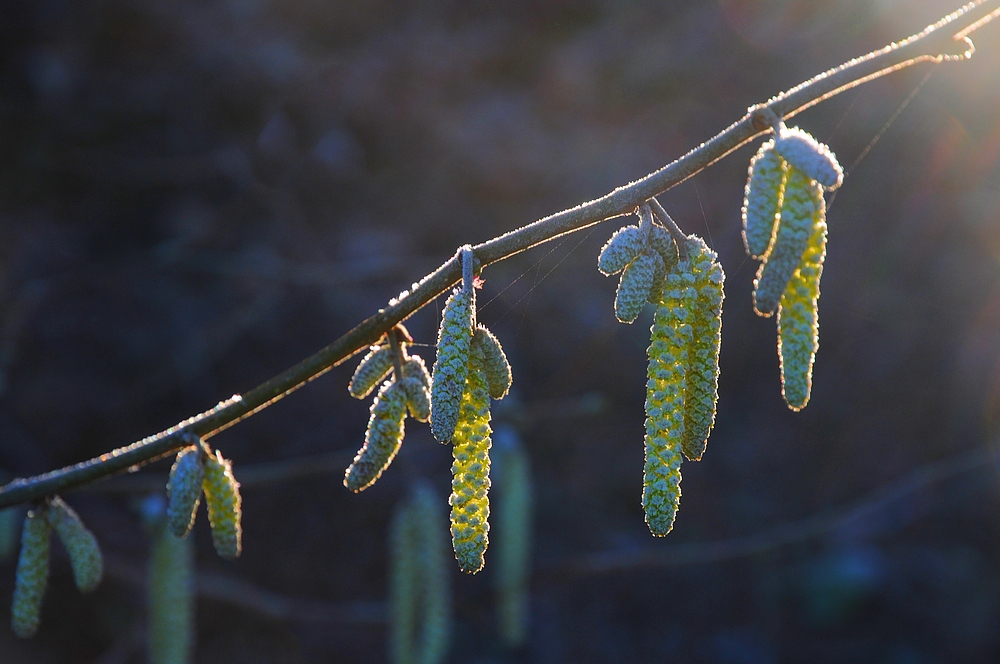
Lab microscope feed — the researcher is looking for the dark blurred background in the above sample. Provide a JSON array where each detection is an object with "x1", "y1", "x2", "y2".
[{"x1": 1, "y1": 0, "x2": 1000, "y2": 661}]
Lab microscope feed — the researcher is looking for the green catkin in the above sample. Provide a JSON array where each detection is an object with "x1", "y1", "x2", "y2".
[
  {"x1": 0, "y1": 507, "x2": 19, "y2": 561},
  {"x1": 390, "y1": 485, "x2": 452, "y2": 664},
  {"x1": 615, "y1": 250, "x2": 665, "y2": 324},
  {"x1": 202, "y1": 450, "x2": 242, "y2": 559},
  {"x1": 472, "y1": 326, "x2": 512, "y2": 401},
  {"x1": 449, "y1": 343, "x2": 492, "y2": 574},
  {"x1": 752, "y1": 168, "x2": 821, "y2": 317},
  {"x1": 401, "y1": 376, "x2": 431, "y2": 423},
  {"x1": 403, "y1": 355, "x2": 432, "y2": 389},
  {"x1": 166, "y1": 446, "x2": 204, "y2": 539},
  {"x1": 597, "y1": 225, "x2": 643, "y2": 275},
  {"x1": 742, "y1": 141, "x2": 788, "y2": 260},
  {"x1": 647, "y1": 224, "x2": 679, "y2": 272},
  {"x1": 11, "y1": 509, "x2": 50, "y2": 638},
  {"x1": 681, "y1": 239, "x2": 726, "y2": 462},
  {"x1": 431, "y1": 288, "x2": 475, "y2": 443},
  {"x1": 148, "y1": 523, "x2": 195, "y2": 664},
  {"x1": 345, "y1": 380, "x2": 409, "y2": 492},
  {"x1": 46, "y1": 496, "x2": 103, "y2": 593},
  {"x1": 778, "y1": 200, "x2": 828, "y2": 411},
  {"x1": 773, "y1": 126, "x2": 843, "y2": 190},
  {"x1": 643, "y1": 268, "x2": 694, "y2": 536},
  {"x1": 493, "y1": 428, "x2": 533, "y2": 648},
  {"x1": 349, "y1": 345, "x2": 395, "y2": 399}
]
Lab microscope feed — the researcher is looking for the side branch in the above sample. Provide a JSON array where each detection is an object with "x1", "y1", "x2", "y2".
[{"x1": 0, "y1": 0, "x2": 995, "y2": 508}]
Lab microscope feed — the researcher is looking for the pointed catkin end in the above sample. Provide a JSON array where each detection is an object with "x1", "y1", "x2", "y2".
[
  {"x1": 597, "y1": 225, "x2": 643, "y2": 275},
  {"x1": 345, "y1": 380, "x2": 409, "y2": 492},
  {"x1": 202, "y1": 451, "x2": 242, "y2": 560},
  {"x1": 46, "y1": 497, "x2": 103, "y2": 593},
  {"x1": 12, "y1": 509, "x2": 50, "y2": 639}
]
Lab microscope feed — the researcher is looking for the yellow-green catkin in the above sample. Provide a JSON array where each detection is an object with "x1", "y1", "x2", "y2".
[
  {"x1": 493, "y1": 428, "x2": 533, "y2": 648},
  {"x1": 11, "y1": 508, "x2": 50, "y2": 638},
  {"x1": 345, "y1": 380, "x2": 409, "y2": 492},
  {"x1": 643, "y1": 267, "x2": 694, "y2": 536},
  {"x1": 646, "y1": 224, "x2": 677, "y2": 305},
  {"x1": 473, "y1": 326, "x2": 512, "y2": 401},
  {"x1": 401, "y1": 377, "x2": 431, "y2": 423},
  {"x1": 742, "y1": 140, "x2": 788, "y2": 260},
  {"x1": 431, "y1": 288, "x2": 475, "y2": 443},
  {"x1": 0, "y1": 507, "x2": 19, "y2": 561},
  {"x1": 167, "y1": 446, "x2": 204, "y2": 539},
  {"x1": 753, "y1": 168, "x2": 821, "y2": 317},
  {"x1": 46, "y1": 496, "x2": 103, "y2": 593},
  {"x1": 597, "y1": 225, "x2": 643, "y2": 275},
  {"x1": 616, "y1": 250, "x2": 665, "y2": 324},
  {"x1": 390, "y1": 484, "x2": 452, "y2": 664},
  {"x1": 778, "y1": 200, "x2": 828, "y2": 411},
  {"x1": 349, "y1": 345, "x2": 395, "y2": 399},
  {"x1": 681, "y1": 239, "x2": 726, "y2": 462},
  {"x1": 148, "y1": 522, "x2": 195, "y2": 664},
  {"x1": 449, "y1": 343, "x2": 493, "y2": 573},
  {"x1": 202, "y1": 450, "x2": 242, "y2": 559}
]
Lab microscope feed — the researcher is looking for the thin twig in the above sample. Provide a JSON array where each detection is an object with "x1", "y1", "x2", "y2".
[
  {"x1": 0, "y1": 1, "x2": 995, "y2": 508},
  {"x1": 648, "y1": 198, "x2": 689, "y2": 259}
]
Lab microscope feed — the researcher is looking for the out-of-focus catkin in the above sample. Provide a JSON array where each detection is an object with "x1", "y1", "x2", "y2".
[
  {"x1": 46, "y1": 496, "x2": 103, "y2": 593},
  {"x1": 681, "y1": 239, "x2": 725, "y2": 462},
  {"x1": 449, "y1": 343, "x2": 493, "y2": 574},
  {"x1": 431, "y1": 288, "x2": 475, "y2": 443},
  {"x1": 493, "y1": 428, "x2": 533, "y2": 648},
  {"x1": 166, "y1": 445, "x2": 204, "y2": 539},
  {"x1": 349, "y1": 345, "x2": 395, "y2": 399},
  {"x1": 778, "y1": 201, "x2": 827, "y2": 411},
  {"x1": 753, "y1": 168, "x2": 821, "y2": 316},
  {"x1": 11, "y1": 509, "x2": 50, "y2": 639},
  {"x1": 148, "y1": 522, "x2": 195, "y2": 664},
  {"x1": 202, "y1": 450, "x2": 242, "y2": 560},
  {"x1": 742, "y1": 141, "x2": 788, "y2": 260},
  {"x1": 345, "y1": 380, "x2": 409, "y2": 492}
]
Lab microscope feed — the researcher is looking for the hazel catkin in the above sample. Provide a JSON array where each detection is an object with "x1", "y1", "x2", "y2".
[
  {"x1": 148, "y1": 523, "x2": 195, "y2": 664},
  {"x1": 773, "y1": 126, "x2": 843, "y2": 190},
  {"x1": 349, "y1": 345, "x2": 395, "y2": 399},
  {"x1": 202, "y1": 450, "x2": 242, "y2": 559},
  {"x1": 345, "y1": 380, "x2": 409, "y2": 492},
  {"x1": 472, "y1": 326, "x2": 512, "y2": 401},
  {"x1": 431, "y1": 288, "x2": 475, "y2": 443},
  {"x1": 742, "y1": 141, "x2": 788, "y2": 260},
  {"x1": 492, "y1": 428, "x2": 533, "y2": 648},
  {"x1": 615, "y1": 250, "x2": 665, "y2": 324},
  {"x1": 46, "y1": 496, "x2": 103, "y2": 593},
  {"x1": 401, "y1": 376, "x2": 431, "y2": 423},
  {"x1": 11, "y1": 509, "x2": 50, "y2": 639},
  {"x1": 166, "y1": 445, "x2": 204, "y2": 539},
  {"x1": 597, "y1": 225, "x2": 643, "y2": 276}
]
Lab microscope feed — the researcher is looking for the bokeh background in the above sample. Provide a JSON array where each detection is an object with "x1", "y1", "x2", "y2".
[{"x1": 1, "y1": 0, "x2": 1000, "y2": 661}]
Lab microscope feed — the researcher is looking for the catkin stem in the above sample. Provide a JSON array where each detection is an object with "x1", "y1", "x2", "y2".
[
  {"x1": 648, "y1": 198, "x2": 689, "y2": 260},
  {"x1": 388, "y1": 328, "x2": 405, "y2": 383}
]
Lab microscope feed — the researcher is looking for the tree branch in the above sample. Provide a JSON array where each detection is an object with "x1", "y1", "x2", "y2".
[{"x1": 0, "y1": 0, "x2": 996, "y2": 509}]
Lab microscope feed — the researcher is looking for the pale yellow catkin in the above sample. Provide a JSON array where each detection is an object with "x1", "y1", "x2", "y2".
[{"x1": 202, "y1": 450, "x2": 242, "y2": 560}]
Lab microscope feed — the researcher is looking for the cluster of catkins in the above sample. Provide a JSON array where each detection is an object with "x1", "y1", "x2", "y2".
[
  {"x1": 599, "y1": 204, "x2": 725, "y2": 536},
  {"x1": 743, "y1": 124, "x2": 842, "y2": 410},
  {"x1": 344, "y1": 324, "x2": 432, "y2": 492},
  {"x1": 11, "y1": 496, "x2": 104, "y2": 638}
]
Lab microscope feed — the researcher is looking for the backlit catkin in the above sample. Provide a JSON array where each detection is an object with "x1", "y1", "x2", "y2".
[
  {"x1": 202, "y1": 450, "x2": 242, "y2": 559},
  {"x1": 401, "y1": 376, "x2": 431, "y2": 423},
  {"x1": 753, "y1": 168, "x2": 821, "y2": 317},
  {"x1": 742, "y1": 141, "x2": 788, "y2": 260},
  {"x1": 349, "y1": 345, "x2": 395, "y2": 399},
  {"x1": 46, "y1": 496, "x2": 103, "y2": 593},
  {"x1": 647, "y1": 224, "x2": 679, "y2": 272},
  {"x1": 643, "y1": 269, "x2": 693, "y2": 536},
  {"x1": 11, "y1": 509, "x2": 50, "y2": 638},
  {"x1": 449, "y1": 342, "x2": 492, "y2": 573},
  {"x1": 597, "y1": 225, "x2": 643, "y2": 276},
  {"x1": 616, "y1": 251, "x2": 665, "y2": 324},
  {"x1": 773, "y1": 126, "x2": 843, "y2": 190},
  {"x1": 473, "y1": 326, "x2": 512, "y2": 401},
  {"x1": 403, "y1": 355, "x2": 431, "y2": 389},
  {"x1": 778, "y1": 202, "x2": 827, "y2": 411},
  {"x1": 166, "y1": 445, "x2": 204, "y2": 539},
  {"x1": 148, "y1": 525, "x2": 195, "y2": 664},
  {"x1": 681, "y1": 238, "x2": 725, "y2": 462},
  {"x1": 493, "y1": 428, "x2": 533, "y2": 648},
  {"x1": 431, "y1": 288, "x2": 475, "y2": 443},
  {"x1": 345, "y1": 380, "x2": 408, "y2": 492}
]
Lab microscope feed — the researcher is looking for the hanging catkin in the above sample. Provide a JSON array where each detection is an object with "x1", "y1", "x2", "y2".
[
  {"x1": 349, "y1": 345, "x2": 395, "y2": 399},
  {"x1": 778, "y1": 202, "x2": 828, "y2": 411},
  {"x1": 615, "y1": 250, "x2": 665, "y2": 324},
  {"x1": 643, "y1": 267, "x2": 693, "y2": 536},
  {"x1": 493, "y1": 428, "x2": 533, "y2": 648},
  {"x1": 597, "y1": 225, "x2": 644, "y2": 276},
  {"x1": 449, "y1": 340, "x2": 493, "y2": 574},
  {"x1": 202, "y1": 450, "x2": 242, "y2": 559},
  {"x1": 345, "y1": 380, "x2": 409, "y2": 492},
  {"x1": 0, "y1": 507, "x2": 19, "y2": 562},
  {"x1": 401, "y1": 377, "x2": 431, "y2": 423},
  {"x1": 166, "y1": 445, "x2": 204, "y2": 539},
  {"x1": 11, "y1": 508, "x2": 50, "y2": 638},
  {"x1": 46, "y1": 496, "x2": 103, "y2": 593},
  {"x1": 742, "y1": 140, "x2": 788, "y2": 260},
  {"x1": 148, "y1": 522, "x2": 195, "y2": 664},
  {"x1": 473, "y1": 326, "x2": 512, "y2": 401},
  {"x1": 430, "y1": 287, "x2": 475, "y2": 443},
  {"x1": 752, "y1": 168, "x2": 822, "y2": 316},
  {"x1": 680, "y1": 238, "x2": 726, "y2": 462},
  {"x1": 773, "y1": 127, "x2": 843, "y2": 190}
]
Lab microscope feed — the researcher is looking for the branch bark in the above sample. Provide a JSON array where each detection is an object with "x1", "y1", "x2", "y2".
[{"x1": 1, "y1": 0, "x2": 996, "y2": 508}]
